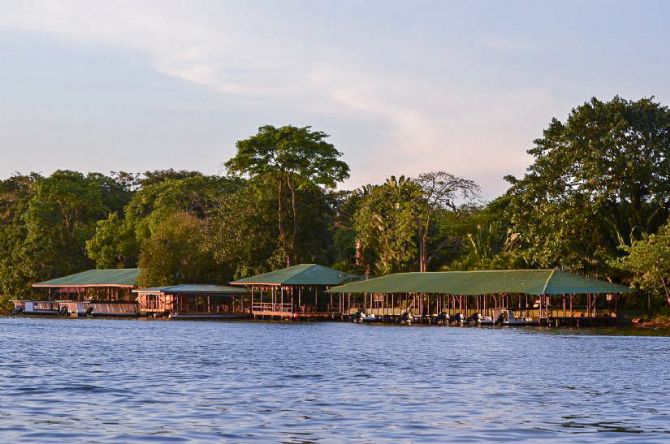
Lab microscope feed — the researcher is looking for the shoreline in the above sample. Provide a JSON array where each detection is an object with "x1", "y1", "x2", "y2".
[{"x1": 6, "y1": 314, "x2": 670, "y2": 335}]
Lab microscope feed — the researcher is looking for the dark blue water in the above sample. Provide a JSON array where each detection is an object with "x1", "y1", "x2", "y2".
[{"x1": 1, "y1": 318, "x2": 669, "y2": 443}]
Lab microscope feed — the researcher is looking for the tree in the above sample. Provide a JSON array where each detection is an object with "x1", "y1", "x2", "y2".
[
  {"x1": 88, "y1": 175, "x2": 238, "y2": 268},
  {"x1": 414, "y1": 171, "x2": 479, "y2": 271},
  {"x1": 23, "y1": 171, "x2": 126, "y2": 280},
  {"x1": 505, "y1": 96, "x2": 670, "y2": 275},
  {"x1": 616, "y1": 222, "x2": 670, "y2": 307},
  {"x1": 138, "y1": 212, "x2": 221, "y2": 286},
  {"x1": 86, "y1": 213, "x2": 138, "y2": 268},
  {"x1": 139, "y1": 169, "x2": 204, "y2": 187},
  {"x1": 0, "y1": 174, "x2": 38, "y2": 306},
  {"x1": 225, "y1": 125, "x2": 349, "y2": 266},
  {"x1": 206, "y1": 176, "x2": 337, "y2": 278},
  {"x1": 205, "y1": 183, "x2": 279, "y2": 278},
  {"x1": 354, "y1": 176, "x2": 426, "y2": 275}
]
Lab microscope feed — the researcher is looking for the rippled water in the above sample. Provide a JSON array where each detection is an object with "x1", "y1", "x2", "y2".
[{"x1": 1, "y1": 318, "x2": 670, "y2": 443}]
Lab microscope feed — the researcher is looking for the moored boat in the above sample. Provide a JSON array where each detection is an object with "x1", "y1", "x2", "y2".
[
  {"x1": 11, "y1": 300, "x2": 61, "y2": 316},
  {"x1": 495, "y1": 309, "x2": 538, "y2": 326}
]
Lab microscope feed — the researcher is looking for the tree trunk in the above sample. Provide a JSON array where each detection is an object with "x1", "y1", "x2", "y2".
[
  {"x1": 277, "y1": 174, "x2": 289, "y2": 267},
  {"x1": 662, "y1": 277, "x2": 670, "y2": 306},
  {"x1": 419, "y1": 214, "x2": 431, "y2": 272},
  {"x1": 420, "y1": 231, "x2": 428, "y2": 272},
  {"x1": 287, "y1": 178, "x2": 298, "y2": 266}
]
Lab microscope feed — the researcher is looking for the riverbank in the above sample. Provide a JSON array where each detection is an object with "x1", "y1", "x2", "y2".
[{"x1": 632, "y1": 316, "x2": 670, "y2": 329}]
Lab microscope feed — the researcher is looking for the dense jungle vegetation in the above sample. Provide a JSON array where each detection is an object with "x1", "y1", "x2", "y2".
[{"x1": 3, "y1": 97, "x2": 670, "y2": 312}]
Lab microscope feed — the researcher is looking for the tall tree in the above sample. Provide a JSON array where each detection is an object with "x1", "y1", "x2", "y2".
[
  {"x1": 225, "y1": 125, "x2": 349, "y2": 266},
  {"x1": 505, "y1": 96, "x2": 670, "y2": 275},
  {"x1": 0, "y1": 174, "x2": 38, "y2": 305},
  {"x1": 354, "y1": 176, "x2": 426, "y2": 275},
  {"x1": 414, "y1": 171, "x2": 479, "y2": 271},
  {"x1": 23, "y1": 171, "x2": 127, "y2": 280}
]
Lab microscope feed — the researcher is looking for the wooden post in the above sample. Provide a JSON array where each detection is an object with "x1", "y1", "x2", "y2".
[
  {"x1": 570, "y1": 294, "x2": 573, "y2": 317},
  {"x1": 562, "y1": 294, "x2": 566, "y2": 318}
]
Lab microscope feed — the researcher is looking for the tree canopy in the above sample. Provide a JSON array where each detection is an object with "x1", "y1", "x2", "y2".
[
  {"x1": 225, "y1": 125, "x2": 349, "y2": 266},
  {"x1": 504, "y1": 96, "x2": 670, "y2": 275}
]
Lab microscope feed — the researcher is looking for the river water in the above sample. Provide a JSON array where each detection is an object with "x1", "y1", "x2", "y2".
[{"x1": 1, "y1": 317, "x2": 669, "y2": 443}]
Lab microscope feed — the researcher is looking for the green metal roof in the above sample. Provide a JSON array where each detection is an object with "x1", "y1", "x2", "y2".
[
  {"x1": 230, "y1": 264, "x2": 361, "y2": 286},
  {"x1": 327, "y1": 270, "x2": 632, "y2": 296},
  {"x1": 136, "y1": 284, "x2": 247, "y2": 294},
  {"x1": 33, "y1": 269, "x2": 140, "y2": 288}
]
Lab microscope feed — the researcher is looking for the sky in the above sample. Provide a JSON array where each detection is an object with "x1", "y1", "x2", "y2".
[{"x1": 0, "y1": 0, "x2": 668, "y2": 199}]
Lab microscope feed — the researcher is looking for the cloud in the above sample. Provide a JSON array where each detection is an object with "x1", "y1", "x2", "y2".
[{"x1": 0, "y1": 1, "x2": 561, "y2": 197}]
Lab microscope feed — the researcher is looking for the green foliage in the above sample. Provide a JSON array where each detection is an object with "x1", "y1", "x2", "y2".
[
  {"x1": 352, "y1": 173, "x2": 481, "y2": 275},
  {"x1": 414, "y1": 171, "x2": 480, "y2": 271},
  {"x1": 331, "y1": 186, "x2": 379, "y2": 272},
  {"x1": 87, "y1": 174, "x2": 239, "y2": 269},
  {"x1": 0, "y1": 175, "x2": 37, "y2": 307},
  {"x1": 615, "y1": 222, "x2": 670, "y2": 306},
  {"x1": 139, "y1": 169, "x2": 205, "y2": 187},
  {"x1": 445, "y1": 196, "x2": 526, "y2": 270},
  {"x1": 354, "y1": 176, "x2": 426, "y2": 275},
  {"x1": 205, "y1": 178, "x2": 337, "y2": 278},
  {"x1": 0, "y1": 171, "x2": 132, "y2": 308},
  {"x1": 86, "y1": 213, "x2": 138, "y2": 268},
  {"x1": 23, "y1": 171, "x2": 128, "y2": 279},
  {"x1": 225, "y1": 125, "x2": 349, "y2": 265},
  {"x1": 205, "y1": 183, "x2": 278, "y2": 278},
  {"x1": 138, "y1": 212, "x2": 220, "y2": 287},
  {"x1": 505, "y1": 96, "x2": 670, "y2": 275}
]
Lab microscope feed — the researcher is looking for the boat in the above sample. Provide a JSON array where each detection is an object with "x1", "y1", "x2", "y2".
[
  {"x1": 11, "y1": 300, "x2": 62, "y2": 316},
  {"x1": 468, "y1": 313, "x2": 494, "y2": 326},
  {"x1": 351, "y1": 311, "x2": 380, "y2": 323},
  {"x1": 450, "y1": 313, "x2": 467, "y2": 326},
  {"x1": 495, "y1": 309, "x2": 538, "y2": 326}
]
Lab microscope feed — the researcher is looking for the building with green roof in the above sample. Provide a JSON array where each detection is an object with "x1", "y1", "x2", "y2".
[
  {"x1": 326, "y1": 269, "x2": 633, "y2": 325},
  {"x1": 32, "y1": 268, "x2": 140, "y2": 301},
  {"x1": 327, "y1": 269, "x2": 631, "y2": 295},
  {"x1": 15, "y1": 268, "x2": 142, "y2": 317},
  {"x1": 134, "y1": 284, "x2": 249, "y2": 319},
  {"x1": 33, "y1": 268, "x2": 140, "y2": 288},
  {"x1": 230, "y1": 264, "x2": 361, "y2": 319}
]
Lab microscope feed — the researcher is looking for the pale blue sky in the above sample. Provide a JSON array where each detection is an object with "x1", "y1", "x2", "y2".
[{"x1": 0, "y1": 0, "x2": 668, "y2": 198}]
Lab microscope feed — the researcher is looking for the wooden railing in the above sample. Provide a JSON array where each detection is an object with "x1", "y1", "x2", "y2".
[
  {"x1": 252, "y1": 302, "x2": 293, "y2": 313},
  {"x1": 143, "y1": 300, "x2": 161, "y2": 310}
]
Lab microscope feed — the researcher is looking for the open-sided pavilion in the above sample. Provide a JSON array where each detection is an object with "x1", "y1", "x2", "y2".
[
  {"x1": 16, "y1": 268, "x2": 141, "y2": 316},
  {"x1": 328, "y1": 269, "x2": 633, "y2": 325},
  {"x1": 134, "y1": 284, "x2": 249, "y2": 319},
  {"x1": 230, "y1": 264, "x2": 361, "y2": 319}
]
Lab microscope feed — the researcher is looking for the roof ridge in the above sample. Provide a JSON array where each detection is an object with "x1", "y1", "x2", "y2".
[
  {"x1": 541, "y1": 269, "x2": 555, "y2": 295},
  {"x1": 405, "y1": 269, "x2": 553, "y2": 275},
  {"x1": 288, "y1": 263, "x2": 324, "y2": 282}
]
